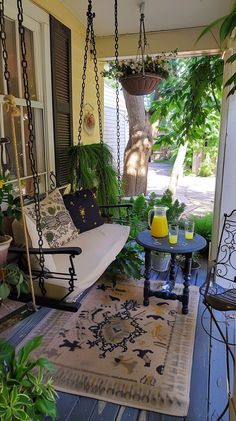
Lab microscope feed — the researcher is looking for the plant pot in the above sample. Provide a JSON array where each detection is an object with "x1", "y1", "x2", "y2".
[
  {"x1": 119, "y1": 73, "x2": 163, "y2": 96},
  {"x1": 151, "y1": 252, "x2": 170, "y2": 272},
  {"x1": 0, "y1": 235, "x2": 12, "y2": 266}
]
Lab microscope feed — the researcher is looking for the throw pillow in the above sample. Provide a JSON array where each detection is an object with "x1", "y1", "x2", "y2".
[
  {"x1": 24, "y1": 189, "x2": 79, "y2": 248},
  {"x1": 63, "y1": 189, "x2": 104, "y2": 233}
]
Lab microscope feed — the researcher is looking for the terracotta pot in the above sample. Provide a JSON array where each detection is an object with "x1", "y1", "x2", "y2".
[
  {"x1": 0, "y1": 235, "x2": 12, "y2": 266},
  {"x1": 120, "y1": 73, "x2": 163, "y2": 96}
]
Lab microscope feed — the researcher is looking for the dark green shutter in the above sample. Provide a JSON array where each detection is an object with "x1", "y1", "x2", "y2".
[{"x1": 50, "y1": 16, "x2": 73, "y2": 186}]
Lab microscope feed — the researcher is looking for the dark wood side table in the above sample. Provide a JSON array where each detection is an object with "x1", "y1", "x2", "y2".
[{"x1": 136, "y1": 230, "x2": 207, "y2": 314}]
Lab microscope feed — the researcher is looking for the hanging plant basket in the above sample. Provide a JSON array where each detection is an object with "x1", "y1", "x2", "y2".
[{"x1": 119, "y1": 72, "x2": 163, "y2": 96}]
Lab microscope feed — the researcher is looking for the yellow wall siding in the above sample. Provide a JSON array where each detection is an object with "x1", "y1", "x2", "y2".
[{"x1": 32, "y1": 0, "x2": 104, "y2": 145}]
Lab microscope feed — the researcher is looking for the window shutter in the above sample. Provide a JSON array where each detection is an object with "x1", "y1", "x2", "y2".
[{"x1": 50, "y1": 16, "x2": 73, "y2": 186}]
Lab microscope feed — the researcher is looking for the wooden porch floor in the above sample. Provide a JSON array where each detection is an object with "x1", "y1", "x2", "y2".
[{"x1": 3, "y1": 258, "x2": 235, "y2": 421}]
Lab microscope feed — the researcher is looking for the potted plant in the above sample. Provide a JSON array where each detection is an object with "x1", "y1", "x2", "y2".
[
  {"x1": 0, "y1": 336, "x2": 57, "y2": 420},
  {"x1": 102, "y1": 55, "x2": 172, "y2": 96},
  {"x1": 0, "y1": 174, "x2": 21, "y2": 265},
  {"x1": 0, "y1": 263, "x2": 29, "y2": 302}
]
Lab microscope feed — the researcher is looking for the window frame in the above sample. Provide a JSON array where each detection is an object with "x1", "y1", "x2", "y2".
[{"x1": 0, "y1": 0, "x2": 54, "y2": 192}]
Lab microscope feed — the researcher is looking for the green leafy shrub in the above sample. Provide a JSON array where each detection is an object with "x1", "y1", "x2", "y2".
[
  {"x1": 0, "y1": 336, "x2": 57, "y2": 421},
  {"x1": 191, "y1": 212, "x2": 213, "y2": 242},
  {"x1": 198, "y1": 160, "x2": 214, "y2": 177}
]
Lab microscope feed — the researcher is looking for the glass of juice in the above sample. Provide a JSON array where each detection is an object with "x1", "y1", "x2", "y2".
[
  {"x1": 168, "y1": 224, "x2": 179, "y2": 244},
  {"x1": 185, "y1": 220, "x2": 195, "y2": 240}
]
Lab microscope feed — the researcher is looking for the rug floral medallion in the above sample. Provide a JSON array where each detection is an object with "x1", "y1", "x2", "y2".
[{"x1": 22, "y1": 278, "x2": 199, "y2": 416}]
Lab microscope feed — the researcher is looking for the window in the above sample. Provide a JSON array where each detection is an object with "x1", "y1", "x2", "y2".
[{"x1": 0, "y1": 0, "x2": 54, "y2": 194}]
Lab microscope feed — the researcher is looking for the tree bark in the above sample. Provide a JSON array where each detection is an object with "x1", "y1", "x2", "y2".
[{"x1": 122, "y1": 89, "x2": 153, "y2": 196}]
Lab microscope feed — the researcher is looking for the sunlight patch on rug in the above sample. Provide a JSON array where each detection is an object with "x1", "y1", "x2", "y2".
[{"x1": 20, "y1": 279, "x2": 199, "y2": 416}]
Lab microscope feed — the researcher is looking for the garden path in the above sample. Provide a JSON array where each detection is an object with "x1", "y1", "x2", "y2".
[{"x1": 147, "y1": 162, "x2": 215, "y2": 216}]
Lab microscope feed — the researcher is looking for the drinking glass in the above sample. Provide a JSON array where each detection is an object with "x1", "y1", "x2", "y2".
[
  {"x1": 168, "y1": 224, "x2": 179, "y2": 244},
  {"x1": 185, "y1": 220, "x2": 195, "y2": 240}
]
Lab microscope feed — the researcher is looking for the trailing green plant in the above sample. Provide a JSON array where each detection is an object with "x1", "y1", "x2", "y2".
[
  {"x1": 108, "y1": 241, "x2": 143, "y2": 283},
  {"x1": 69, "y1": 144, "x2": 118, "y2": 205},
  {"x1": 191, "y1": 212, "x2": 213, "y2": 242},
  {"x1": 0, "y1": 336, "x2": 57, "y2": 420},
  {"x1": 0, "y1": 263, "x2": 29, "y2": 300},
  {"x1": 0, "y1": 174, "x2": 21, "y2": 238}
]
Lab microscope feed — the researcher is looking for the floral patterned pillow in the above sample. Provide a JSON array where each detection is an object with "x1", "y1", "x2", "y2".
[{"x1": 24, "y1": 189, "x2": 79, "y2": 248}]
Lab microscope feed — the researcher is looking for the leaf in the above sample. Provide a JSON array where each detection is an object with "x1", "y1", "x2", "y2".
[
  {"x1": 196, "y1": 16, "x2": 225, "y2": 44},
  {"x1": 225, "y1": 52, "x2": 236, "y2": 64},
  {"x1": 18, "y1": 336, "x2": 43, "y2": 366},
  {"x1": 219, "y1": 12, "x2": 236, "y2": 43},
  {"x1": 13, "y1": 409, "x2": 31, "y2": 421},
  {"x1": 0, "y1": 282, "x2": 10, "y2": 299},
  {"x1": 35, "y1": 397, "x2": 57, "y2": 419},
  {"x1": 0, "y1": 339, "x2": 15, "y2": 369}
]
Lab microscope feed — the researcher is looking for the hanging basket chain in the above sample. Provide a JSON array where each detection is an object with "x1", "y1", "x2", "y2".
[
  {"x1": 90, "y1": 24, "x2": 103, "y2": 144},
  {"x1": 77, "y1": 2, "x2": 92, "y2": 146},
  {"x1": 17, "y1": 0, "x2": 46, "y2": 295},
  {"x1": 114, "y1": 0, "x2": 121, "y2": 202},
  {"x1": 0, "y1": 0, "x2": 10, "y2": 94},
  {"x1": 138, "y1": 8, "x2": 147, "y2": 75}
]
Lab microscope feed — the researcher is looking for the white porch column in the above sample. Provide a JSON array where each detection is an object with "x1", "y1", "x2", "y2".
[{"x1": 211, "y1": 38, "x2": 236, "y2": 259}]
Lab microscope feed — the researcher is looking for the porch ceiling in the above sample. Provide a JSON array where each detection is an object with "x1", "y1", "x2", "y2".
[{"x1": 60, "y1": 0, "x2": 232, "y2": 36}]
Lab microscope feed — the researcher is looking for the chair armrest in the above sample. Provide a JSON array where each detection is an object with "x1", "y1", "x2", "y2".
[
  {"x1": 9, "y1": 246, "x2": 82, "y2": 256},
  {"x1": 99, "y1": 204, "x2": 133, "y2": 209}
]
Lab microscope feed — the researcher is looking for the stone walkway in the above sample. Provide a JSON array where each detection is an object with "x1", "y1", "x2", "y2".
[{"x1": 147, "y1": 162, "x2": 216, "y2": 216}]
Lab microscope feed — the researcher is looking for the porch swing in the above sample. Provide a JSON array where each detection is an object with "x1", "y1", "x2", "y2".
[{"x1": 0, "y1": 0, "x2": 130, "y2": 312}]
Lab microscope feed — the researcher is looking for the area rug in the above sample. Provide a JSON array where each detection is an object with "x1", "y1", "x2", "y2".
[{"x1": 19, "y1": 278, "x2": 199, "y2": 416}]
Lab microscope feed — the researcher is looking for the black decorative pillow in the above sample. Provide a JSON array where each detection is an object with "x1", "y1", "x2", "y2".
[{"x1": 63, "y1": 189, "x2": 104, "y2": 233}]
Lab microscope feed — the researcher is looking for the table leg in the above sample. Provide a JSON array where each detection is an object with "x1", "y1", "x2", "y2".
[
  {"x1": 182, "y1": 252, "x2": 192, "y2": 315},
  {"x1": 169, "y1": 253, "x2": 176, "y2": 290},
  {"x1": 143, "y1": 249, "x2": 151, "y2": 306}
]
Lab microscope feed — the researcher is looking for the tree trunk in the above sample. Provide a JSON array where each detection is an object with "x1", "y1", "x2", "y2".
[
  {"x1": 168, "y1": 142, "x2": 188, "y2": 195},
  {"x1": 122, "y1": 89, "x2": 153, "y2": 197}
]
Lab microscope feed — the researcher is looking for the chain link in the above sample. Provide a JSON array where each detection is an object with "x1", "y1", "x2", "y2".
[
  {"x1": 138, "y1": 11, "x2": 147, "y2": 75},
  {"x1": 17, "y1": 0, "x2": 46, "y2": 294},
  {"x1": 77, "y1": 1, "x2": 92, "y2": 146},
  {"x1": 77, "y1": 0, "x2": 108, "y2": 203},
  {"x1": 114, "y1": 0, "x2": 121, "y2": 202},
  {"x1": 0, "y1": 0, "x2": 10, "y2": 94}
]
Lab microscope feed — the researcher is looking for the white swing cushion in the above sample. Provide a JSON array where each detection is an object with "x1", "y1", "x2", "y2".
[{"x1": 29, "y1": 223, "x2": 130, "y2": 300}]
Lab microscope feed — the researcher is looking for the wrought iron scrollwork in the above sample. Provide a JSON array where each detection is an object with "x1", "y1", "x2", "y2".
[{"x1": 215, "y1": 210, "x2": 236, "y2": 283}]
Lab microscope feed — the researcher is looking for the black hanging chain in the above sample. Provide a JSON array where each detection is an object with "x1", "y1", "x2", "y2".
[
  {"x1": 17, "y1": 0, "x2": 46, "y2": 294},
  {"x1": 78, "y1": 0, "x2": 103, "y2": 145},
  {"x1": 0, "y1": 0, "x2": 10, "y2": 95},
  {"x1": 138, "y1": 5, "x2": 147, "y2": 75},
  {"x1": 77, "y1": 0, "x2": 108, "y2": 203},
  {"x1": 90, "y1": 24, "x2": 103, "y2": 144},
  {"x1": 77, "y1": 1, "x2": 92, "y2": 146},
  {"x1": 114, "y1": 0, "x2": 121, "y2": 202}
]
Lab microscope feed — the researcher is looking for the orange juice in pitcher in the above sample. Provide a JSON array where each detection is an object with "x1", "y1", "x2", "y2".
[{"x1": 148, "y1": 206, "x2": 168, "y2": 237}]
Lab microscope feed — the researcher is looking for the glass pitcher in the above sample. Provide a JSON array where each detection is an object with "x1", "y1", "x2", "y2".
[{"x1": 148, "y1": 206, "x2": 168, "y2": 238}]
